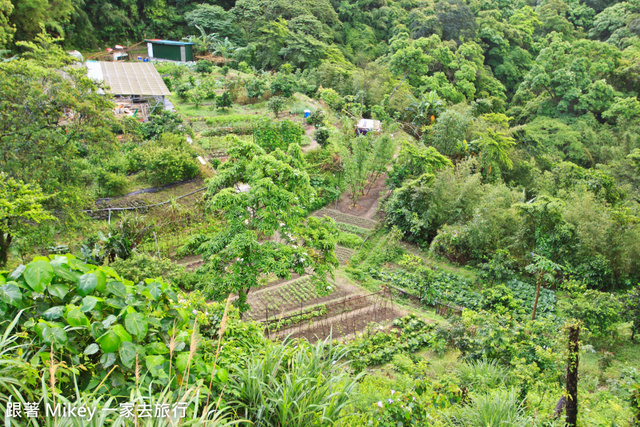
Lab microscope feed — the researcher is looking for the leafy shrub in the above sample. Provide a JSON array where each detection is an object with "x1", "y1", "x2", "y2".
[
  {"x1": 306, "y1": 109, "x2": 326, "y2": 127},
  {"x1": 337, "y1": 232, "x2": 363, "y2": 249},
  {"x1": 348, "y1": 315, "x2": 435, "y2": 370},
  {"x1": 434, "y1": 310, "x2": 562, "y2": 375},
  {"x1": 267, "y1": 95, "x2": 286, "y2": 118},
  {"x1": 253, "y1": 118, "x2": 304, "y2": 152},
  {"x1": 623, "y1": 285, "x2": 640, "y2": 340},
  {"x1": 457, "y1": 358, "x2": 509, "y2": 391},
  {"x1": 384, "y1": 160, "x2": 484, "y2": 245},
  {"x1": 195, "y1": 59, "x2": 213, "y2": 74},
  {"x1": 142, "y1": 110, "x2": 186, "y2": 140},
  {"x1": 216, "y1": 91, "x2": 232, "y2": 110},
  {"x1": 96, "y1": 170, "x2": 128, "y2": 197},
  {"x1": 269, "y1": 73, "x2": 296, "y2": 98},
  {"x1": 559, "y1": 289, "x2": 623, "y2": 338},
  {"x1": 145, "y1": 140, "x2": 199, "y2": 185},
  {"x1": 210, "y1": 158, "x2": 222, "y2": 169},
  {"x1": 314, "y1": 127, "x2": 330, "y2": 146},
  {"x1": 103, "y1": 154, "x2": 129, "y2": 174},
  {"x1": 478, "y1": 249, "x2": 518, "y2": 284},
  {"x1": 110, "y1": 253, "x2": 198, "y2": 289},
  {"x1": 318, "y1": 87, "x2": 344, "y2": 110},
  {"x1": 480, "y1": 284, "x2": 521, "y2": 315},
  {"x1": 0, "y1": 256, "x2": 199, "y2": 395}
]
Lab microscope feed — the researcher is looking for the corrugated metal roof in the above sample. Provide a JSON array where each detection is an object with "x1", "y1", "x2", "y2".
[
  {"x1": 144, "y1": 39, "x2": 194, "y2": 46},
  {"x1": 87, "y1": 61, "x2": 171, "y2": 96},
  {"x1": 356, "y1": 119, "x2": 381, "y2": 130}
]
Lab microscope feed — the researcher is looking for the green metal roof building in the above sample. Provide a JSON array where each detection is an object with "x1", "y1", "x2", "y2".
[{"x1": 145, "y1": 40, "x2": 194, "y2": 62}]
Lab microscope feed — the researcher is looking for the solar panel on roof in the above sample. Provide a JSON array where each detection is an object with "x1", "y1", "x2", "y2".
[{"x1": 97, "y1": 62, "x2": 171, "y2": 96}]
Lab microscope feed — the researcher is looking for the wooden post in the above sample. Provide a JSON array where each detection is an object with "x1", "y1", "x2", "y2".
[
  {"x1": 566, "y1": 323, "x2": 580, "y2": 427},
  {"x1": 531, "y1": 278, "x2": 542, "y2": 321}
]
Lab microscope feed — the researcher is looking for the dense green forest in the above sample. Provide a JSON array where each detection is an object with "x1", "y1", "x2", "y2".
[{"x1": 1, "y1": 0, "x2": 640, "y2": 425}]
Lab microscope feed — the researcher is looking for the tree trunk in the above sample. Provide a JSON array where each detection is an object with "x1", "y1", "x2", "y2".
[
  {"x1": 566, "y1": 324, "x2": 580, "y2": 427},
  {"x1": 0, "y1": 231, "x2": 12, "y2": 267},
  {"x1": 531, "y1": 279, "x2": 542, "y2": 321}
]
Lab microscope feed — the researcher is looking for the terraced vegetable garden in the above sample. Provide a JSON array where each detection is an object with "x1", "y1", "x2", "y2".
[
  {"x1": 245, "y1": 275, "x2": 347, "y2": 321},
  {"x1": 267, "y1": 289, "x2": 406, "y2": 342},
  {"x1": 335, "y1": 246, "x2": 355, "y2": 264},
  {"x1": 313, "y1": 208, "x2": 379, "y2": 230}
]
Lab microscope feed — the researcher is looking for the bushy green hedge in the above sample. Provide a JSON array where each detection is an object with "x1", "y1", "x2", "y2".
[
  {"x1": 126, "y1": 133, "x2": 200, "y2": 186},
  {"x1": 337, "y1": 231, "x2": 363, "y2": 249}
]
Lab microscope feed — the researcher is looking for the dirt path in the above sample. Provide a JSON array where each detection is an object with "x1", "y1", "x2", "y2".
[{"x1": 303, "y1": 124, "x2": 319, "y2": 152}]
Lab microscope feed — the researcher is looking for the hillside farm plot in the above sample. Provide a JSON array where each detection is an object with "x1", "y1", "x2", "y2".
[
  {"x1": 245, "y1": 275, "x2": 360, "y2": 321},
  {"x1": 335, "y1": 246, "x2": 355, "y2": 264},
  {"x1": 268, "y1": 290, "x2": 406, "y2": 342},
  {"x1": 313, "y1": 208, "x2": 379, "y2": 230}
]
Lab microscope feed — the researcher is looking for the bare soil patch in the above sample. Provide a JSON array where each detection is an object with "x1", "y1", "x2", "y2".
[{"x1": 335, "y1": 174, "x2": 388, "y2": 220}]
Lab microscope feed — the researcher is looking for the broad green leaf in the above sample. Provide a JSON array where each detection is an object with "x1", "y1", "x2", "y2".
[
  {"x1": 42, "y1": 306, "x2": 64, "y2": 320},
  {"x1": 0, "y1": 284, "x2": 21, "y2": 306},
  {"x1": 102, "y1": 315, "x2": 117, "y2": 328},
  {"x1": 49, "y1": 256, "x2": 68, "y2": 268},
  {"x1": 93, "y1": 270, "x2": 107, "y2": 293},
  {"x1": 77, "y1": 273, "x2": 98, "y2": 296},
  {"x1": 216, "y1": 367, "x2": 229, "y2": 382},
  {"x1": 0, "y1": 275, "x2": 5, "y2": 285},
  {"x1": 52, "y1": 265, "x2": 81, "y2": 282},
  {"x1": 42, "y1": 325, "x2": 68, "y2": 345},
  {"x1": 96, "y1": 330, "x2": 121, "y2": 353},
  {"x1": 112, "y1": 324, "x2": 132, "y2": 343},
  {"x1": 124, "y1": 312, "x2": 148, "y2": 337},
  {"x1": 145, "y1": 355, "x2": 165, "y2": 373},
  {"x1": 69, "y1": 258, "x2": 91, "y2": 273},
  {"x1": 146, "y1": 282, "x2": 162, "y2": 300},
  {"x1": 106, "y1": 281, "x2": 127, "y2": 299},
  {"x1": 100, "y1": 352, "x2": 117, "y2": 368},
  {"x1": 100, "y1": 266, "x2": 120, "y2": 279},
  {"x1": 90, "y1": 322, "x2": 105, "y2": 339},
  {"x1": 24, "y1": 260, "x2": 54, "y2": 292},
  {"x1": 38, "y1": 352, "x2": 51, "y2": 365},
  {"x1": 176, "y1": 353, "x2": 190, "y2": 372},
  {"x1": 105, "y1": 298, "x2": 125, "y2": 309},
  {"x1": 80, "y1": 296, "x2": 99, "y2": 312},
  {"x1": 8, "y1": 265, "x2": 25, "y2": 280},
  {"x1": 66, "y1": 309, "x2": 90, "y2": 328},
  {"x1": 48, "y1": 283, "x2": 69, "y2": 299},
  {"x1": 119, "y1": 341, "x2": 137, "y2": 368},
  {"x1": 145, "y1": 342, "x2": 168, "y2": 355},
  {"x1": 84, "y1": 343, "x2": 100, "y2": 355}
]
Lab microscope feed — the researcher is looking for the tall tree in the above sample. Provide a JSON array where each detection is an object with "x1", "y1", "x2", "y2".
[
  {"x1": 0, "y1": 0, "x2": 13, "y2": 48},
  {"x1": 193, "y1": 139, "x2": 339, "y2": 311},
  {"x1": 0, "y1": 33, "x2": 116, "y2": 214},
  {"x1": 0, "y1": 172, "x2": 54, "y2": 266},
  {"x1": 9, "y1": 0, "x2": 75, "y2": 42}
]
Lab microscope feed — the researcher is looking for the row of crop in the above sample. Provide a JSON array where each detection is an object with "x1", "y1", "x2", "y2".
[
  {"x1": 314, "y1": 209, "x2": 378, "y2": 230},
  {"x1": 370, "y1": 268, "x2": 556, "y2": 316},
  {"x1": 334, "y1": 221, "x2": 372, "y2": 237},
  {"x1": 259, "y1": 277, "x2": 335, "y2": 313},
  {"x1": 201, "y1": 124, "x2": 255, "y2": 136},
  {"x1": 266, "y1": 304, "x2": 328, "y2": 332},
  {"x1": 188, "y1": 114, "x2": 265, "y2": 125},
  {"x1": 348, "y1": 315, "x2": 434, "y2": 369}
]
